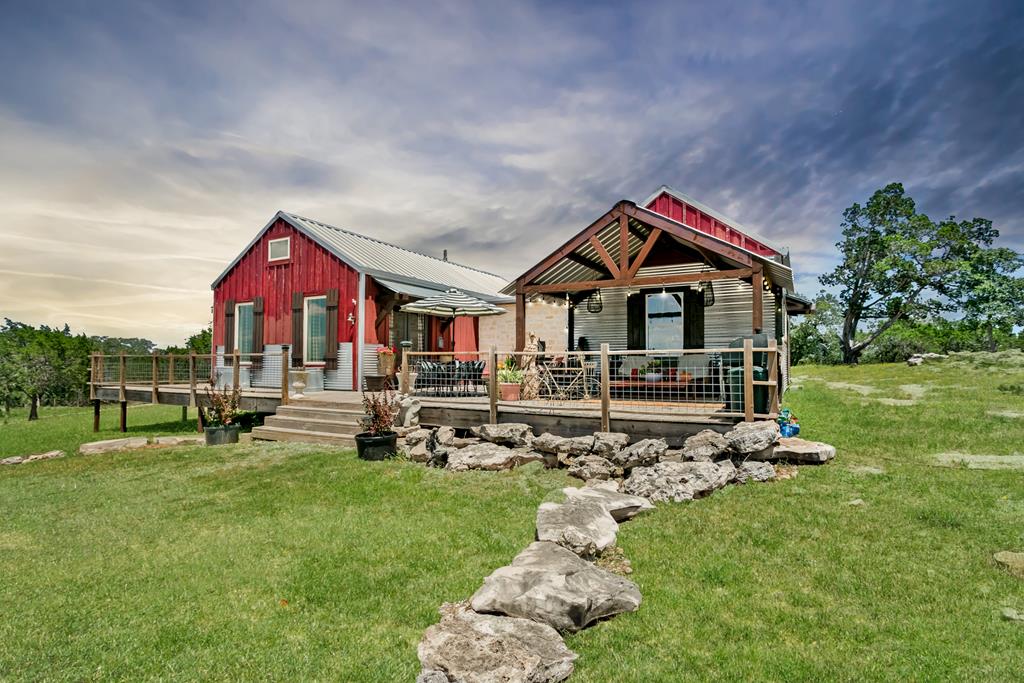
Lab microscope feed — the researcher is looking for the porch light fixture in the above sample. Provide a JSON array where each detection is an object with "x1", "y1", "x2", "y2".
[
  {"x1": 660, "y1": 286, "x2": 667, "y2": 297},
  {"x1": 586, "y1": 290, "x2": 603, "y2": 314},
  {"x1": 702, "y1": 281, "x2": 715, "y2": 307}
]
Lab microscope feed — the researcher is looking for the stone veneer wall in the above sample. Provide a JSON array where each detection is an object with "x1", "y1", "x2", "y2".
[{"x1": 478, "y1": 302, "x2": 567, "y2": 352}]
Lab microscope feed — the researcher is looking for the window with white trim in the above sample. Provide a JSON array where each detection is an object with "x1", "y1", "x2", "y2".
[
  {"x1": 304, "y1": 295, "x2": 327, "y2": 363},
  {"x1": 646, "y1": 292, "x2": 684, "y2": 350},
  {"x1": 268, "y1": 237, "x2": 290, "y2": 262},
  {"x1": 235, "y1": 302, "x2": 255, "y2": 358}
]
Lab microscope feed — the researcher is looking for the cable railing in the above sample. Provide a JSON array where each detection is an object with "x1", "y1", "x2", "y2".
[{"x1": 399, "y1": 340, "x2": 781, "y2": 423}]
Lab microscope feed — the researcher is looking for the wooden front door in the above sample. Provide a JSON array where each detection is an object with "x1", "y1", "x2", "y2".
[{"x1": 393, "y1": 311, "x2": 418, "y2": 366}]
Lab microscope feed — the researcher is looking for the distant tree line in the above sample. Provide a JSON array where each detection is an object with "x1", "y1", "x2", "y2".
[
  {"x1": 0, "y1": 319, "x2": 211, "y2": 421},
  {"x1": 791, "y1": 183, "x2": 1023, "y2": 365}
]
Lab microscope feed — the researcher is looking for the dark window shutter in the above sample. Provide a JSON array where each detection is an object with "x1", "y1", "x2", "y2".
[
  {"x1": 626, "y1": 293, "x2": 646, "y2": 350},
  {"x1": 684, "y1": 289, "x2": 705, "y2": 349},
  {"x1": 252, "y1": 297, "x2": 265, "y2": 367},
  {"x1": 224, "y1": 299, "x2": 236, "y2": 353},
  {"x1": 291, "y1": 292, "x2": 304, "y2": 367},
  {"x1": 325, "y1": 289, "x2": 339, "y2": 370}
]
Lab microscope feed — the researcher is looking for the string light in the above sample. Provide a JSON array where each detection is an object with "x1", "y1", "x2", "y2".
[{"x1": 660, "y1": 286, "x2": 667, "y2": 298}]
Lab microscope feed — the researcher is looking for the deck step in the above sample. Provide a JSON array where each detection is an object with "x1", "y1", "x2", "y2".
[
  {"x1": 291, "y1": 398, "x2": 364, "y2": 410},
  {"x1": 276, "y1": 405, "x2": 365, "y2": 421},
  {"x1": 263, "y1": 414, "x2": 363, "y2": 434},
  {"x1": 251, "y1": 425, "x2": 357, "y2": 447}
]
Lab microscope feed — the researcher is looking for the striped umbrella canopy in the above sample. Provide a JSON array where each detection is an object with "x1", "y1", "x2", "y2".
[{"x1": 400, "y1": 288, "x2": 506, "y2": 317}]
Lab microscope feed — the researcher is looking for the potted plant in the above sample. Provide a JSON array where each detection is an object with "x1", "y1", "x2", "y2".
[
  {"x1": 355, "y1": 389, "x2": 399, "y2": 460},
  {"x1": 204, "y1": 383, "x2": 243, "y2": 445},
  {"x1": 497, "y1": 358, "x2": 524, "y2": 401},
  {"x1": 777, "y1": 408, "x2": 800, "y2": 437},
  {"x1": 377, "y1": 346, "x2": 397, "y2": 376},
  {"x1": 641, "y1": 360, "x2": 663, "y2": 382}
]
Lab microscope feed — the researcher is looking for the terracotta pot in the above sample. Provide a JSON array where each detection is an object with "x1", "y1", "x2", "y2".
[
  {"x1": 378, "y1": 353, "x2": 396, "y2": 376},
  {"x1": 499, "y1": 382, "x2": 521, "y2": 401}
]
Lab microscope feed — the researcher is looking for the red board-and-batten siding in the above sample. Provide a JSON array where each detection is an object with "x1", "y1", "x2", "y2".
[
  {"x1": 213, "y1": 219, "x2": 372, "y2": 389},
  {"x1": 645, "y1": 191, "x2": 781, "y2": 258}
]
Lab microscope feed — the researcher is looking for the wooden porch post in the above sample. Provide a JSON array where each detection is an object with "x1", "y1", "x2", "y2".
[
  {"x1": 400, "y1": 354, "x2": 411, "y2": 395},
  {"x1": 281, "y1": 346, "x2": 290, "y2": 405},
  {"x1": 93, "y1": 399, "x2": 100, "y2": 433},
  {"x1": 515, "y1": 289, "x2": 526, "y2": 352},
  {"x1": 232, "y1": 349, "x2": 241, "y2": 393},
  {"x1": 188, "y1": 352, "x2": 198, "y2": 408},
  {"x1": 488, "y1": 346, "x2": 498, "y2": 425},
  {"x1": 742, "y1": 338, "x2": 754, "y2": 422},
  {"x1": 767, "y1": 338, "x2": 780, "y2": 415},
  {"x1": 151, "y1": 351, "x2": 159, "y2": 404},
  {"x1": 119, "y1": 399, "x2": 128, "y2": 433},
  {"x1": 89, "y1": 353, "x2": 97, "y2": 401},
  {"x1": 118, "y1": 352, "x2": 127, "y2": 433},
  {"x1": 752, "y1": 266, "x2": 764, "y2": 333},
  {"x1": 600, "y1": 343, "x2": 610, "y2": 432}
]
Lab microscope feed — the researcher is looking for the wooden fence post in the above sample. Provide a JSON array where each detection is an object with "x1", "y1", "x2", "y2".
[
  {"x1": 767, "y1": 338, "x2": 780, "y2": 416},
  {"x1": 151, "y1": 351, "x2": 159, "y2": 404},
  {"x1": 168, "y1": 354, "x2": 175, "y2": 386},
  {"x1": 400, "y1": 354, "x2": 411, "y2": 395},
  {"x1": 488, "y1": 346, "x2": 498, "y2": 425},
  {"x1": 232, "y1": 349, "x2": 241, "y2": 393},
  {"x1": 188, "y1": 352, "x2": 198, "y2": 408},
  {"x1": 743, "y1": 338, "x2": 754, "y2": 422},
  {"x1": 281, "y1": 347, "x2": 290, "y2": 405},
  {"x1": 118, "y1": 352, "x2": 126, "y2": 403},
  {"x1": 89, "y1": 353, "x2": 97, "y2": 401},
  {"x1": 93, "y1": 399, "x2": 100, "y2": 433},
  {"x1": 600, "y1": 343, "x2": 611, "y2": 432}
]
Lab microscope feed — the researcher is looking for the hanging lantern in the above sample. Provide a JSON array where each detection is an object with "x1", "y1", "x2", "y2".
[
  {"x1": 586, "y1": 290, "x2": 604, "y2": 313},
  {"x1": 702, "y1": 281, "x2": 715, "y2": 307}
]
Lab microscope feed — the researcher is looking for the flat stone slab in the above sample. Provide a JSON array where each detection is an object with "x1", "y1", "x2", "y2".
[
  {"x1": 446, "y1": 443, "x2": 544, "y2": 472},
  {"x1": 769, "y1": 437, "x2": 836, "y2": 464},
  {"x1": 562, "y1": 485, "x2": 654, "y2": 522},
  {"x1": 153, "y1": 436, "x2": 205, "y2": 447},
  {"x1": 1, "y1": 456, "x2": 25, "y2": 465},
  {"x1": 470, "y1": 541, "x2": 641, "y2": 633},
  {"x1": 78, "y1": 437, "x2": 149, "y2": 455},
  {"x1": 536, "y1": 499, "x2": 618, "y2": 558},
  {"x1": 417, "y1": 602, "x2": 575, "y2": 683},
  {"x1": 623, "y1": 460, "x2": 733, "y2": 503},
  {"x1": 473, "y1": 423, "x2": 534, "y2": 447},
  {"x1": 933, "y1": 453, "x2": 1024, "y2": 470},
  {"x1": 994, "y1": 551, "x2": 1024, "y2": 579},
  {"x1": 23, "y1": 450, "x2": 65, "y2": 463}
]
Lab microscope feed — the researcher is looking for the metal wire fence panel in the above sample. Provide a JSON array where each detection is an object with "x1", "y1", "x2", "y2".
[{"x1": 402, "y1": 352, "x2": 491, "y2": 399}]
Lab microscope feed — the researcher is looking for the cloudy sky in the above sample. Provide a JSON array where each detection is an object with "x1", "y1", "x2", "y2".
[{"x1": 1, "y1": 0, "x2": 1021, "y2": 345}]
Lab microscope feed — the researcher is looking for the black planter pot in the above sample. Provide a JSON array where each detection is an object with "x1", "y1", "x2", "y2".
[
  {"x1": 205, "y1": 425, "x2": 240, "y2": 446},
  {"x1": 355, "y1": 431, "x2": 398, "y2": 460}
]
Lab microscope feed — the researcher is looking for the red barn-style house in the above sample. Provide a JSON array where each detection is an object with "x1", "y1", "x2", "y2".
[{"x1": 210, "y1": 212, "x2": 510, "y2": 392}]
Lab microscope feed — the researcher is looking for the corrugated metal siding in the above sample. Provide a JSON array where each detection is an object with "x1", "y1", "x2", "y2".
[
  {"x1": 574, "y1": 265, "x2": 775, "y2": 351},
  {"x1": 324, "y1": 343, "x2": 354, "y2": 390},
  {"x1": 644, "y1": 188, "x2": 783, "y2": 257}
]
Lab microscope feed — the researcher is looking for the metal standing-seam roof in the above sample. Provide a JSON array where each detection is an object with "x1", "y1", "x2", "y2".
[{"x1": 212, "y1": 211, "x2": 512, "y2": 303}]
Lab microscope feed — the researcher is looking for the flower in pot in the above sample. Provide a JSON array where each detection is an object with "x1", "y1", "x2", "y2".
[
  {"x1": 356, "y1": 389, "x2": 399, "y2": 460},
  {"x1": 203, "y1": 383, "x2": 243, "y2": 445},
  {"x1": 377, "y1": 345, "x2": 397, "y2": 376},
  {"x1": 497, "y1": 358, "x2": 524, "y2": 401},
  {"x1": 641, "y1": 359, "x2": 663, "y2": 382}
]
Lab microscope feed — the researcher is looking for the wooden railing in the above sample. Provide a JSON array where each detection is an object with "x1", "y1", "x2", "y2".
[
  {"x1": 399, "y1": 340, "x2": 781, "y2": 424},
  {"x1": 89, "y1": 349, "x2": 292, "y2": 408}
]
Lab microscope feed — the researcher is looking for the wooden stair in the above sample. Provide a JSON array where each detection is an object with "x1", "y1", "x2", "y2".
[{"x1": 251, "y1": 397, "x2": 365, "y2": 447}]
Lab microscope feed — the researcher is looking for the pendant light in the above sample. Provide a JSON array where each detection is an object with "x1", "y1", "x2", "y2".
[{"x1": 586, "y1": 289, "x2": 603, "y2": 313}]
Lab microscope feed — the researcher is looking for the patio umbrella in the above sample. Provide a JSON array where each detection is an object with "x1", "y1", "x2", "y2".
[{"x1": 400, "y1": 288, "x2": 505, "y2": 318}]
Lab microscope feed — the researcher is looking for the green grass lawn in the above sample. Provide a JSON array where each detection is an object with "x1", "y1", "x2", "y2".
[{"x1": 2, "y1": 359, "x2": 1024, "y2": 681}]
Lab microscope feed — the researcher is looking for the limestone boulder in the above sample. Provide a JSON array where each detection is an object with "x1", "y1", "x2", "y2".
[
  {"x1": 417, "y1": 602, "x2": 575, "y2": 683},
  {"x1": 566, "y1": 455, "x2": 618, "y2": 482},
  {"x1": 153, "y1": 436, "x2": 205, "y2": 447},
  {"x1": 1, "y1": 456, "x2": 24, "y2": 465},
  {"x1": 23, "y1": 450, "x2": 65, "y2": 462},
  {"x1": 609, "y1": 438, "x2": 668, "y2": 470},
  {"x1": 682, "y1": 430, "x2": 729, "y2": 462},
  {"x1": 446, "y1": 443, "x2": 543, "y2": 472},
  {"x1": 725, "y1": 421, "x2": 779, "y2": 455},
  {"x1": 78, "y1": 437, "x2": 149, "y2": 455},
  {"x1": 623, "y1": 460, "x2": 733, "y2": 503},
  {"x1": 450, "y1": 436, "x2": 480, "y2": 449},
  {"x1": 408, "y1": 440, "x2": 431, "y2": 463},
  {"x1": 735, "y1": 460, "x2": 776, "y2": 484},
  {"x1": 536, "y1": 499, "x2": 618, "y2": 558},
  {"x1": 531, "y1": 433, "x2": 568, "y2": 455},
  {"x1": 715, "y1": 457, "x2": 737, "y2": 484},
  {"x1": 560, "y1": 435, "x2": 596, "y2": 457},
  {"x1": 474, "y1": 423, "x2": 534, "y2": 447},
  {"x1": 994, "y1": 551, "x2": 1024, "y2": 580},
  {"x1": 591, "y1": 432, "x2": 629, "y2": 458},
  {"x1": 405, "y1": 428, "x2": 433, "y2": 447},
  {"x1": 434, "y1": 426, "x2": 456, "y2": 447},
  {"x1": 772, "y1": 437, "x2": 836, "y2": 464},
  {"x1": 562, "y1": 485, "x2": 654, "y2": 522},
  {"x1": 470, "y1": 541, "x2": 641, "y2": 633}
]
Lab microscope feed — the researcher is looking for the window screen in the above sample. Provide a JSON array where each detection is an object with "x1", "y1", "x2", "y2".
[
  {"x1": 305, "y1": 296, "x2": 327, "y2": 362},
  {"x1": 646, "y1": 292, "x2": 684, "y2": 350}
]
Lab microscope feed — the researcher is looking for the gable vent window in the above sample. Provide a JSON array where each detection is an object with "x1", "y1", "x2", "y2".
[{"x1": 268, "y1": 237, "x2": 290, "y2": 262}]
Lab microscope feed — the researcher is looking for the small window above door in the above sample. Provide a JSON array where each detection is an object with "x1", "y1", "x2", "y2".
[{"x1": 268, "y1": 237, "x2": 290, "y2": 262}]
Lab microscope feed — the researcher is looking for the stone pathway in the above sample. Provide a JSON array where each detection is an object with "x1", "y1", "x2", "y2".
[{"x1": 410, "y1": 420, "x2": 837, "y2": 682}]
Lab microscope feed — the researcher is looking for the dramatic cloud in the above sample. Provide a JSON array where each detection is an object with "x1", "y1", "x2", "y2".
[{"x1": 1, "y1": 0, "x2": 1020, "y2": 344}]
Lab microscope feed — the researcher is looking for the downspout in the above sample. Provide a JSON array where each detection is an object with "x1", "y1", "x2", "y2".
[{"x1": 356, "y1": 271, "x2": 366, "y2": 391}]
